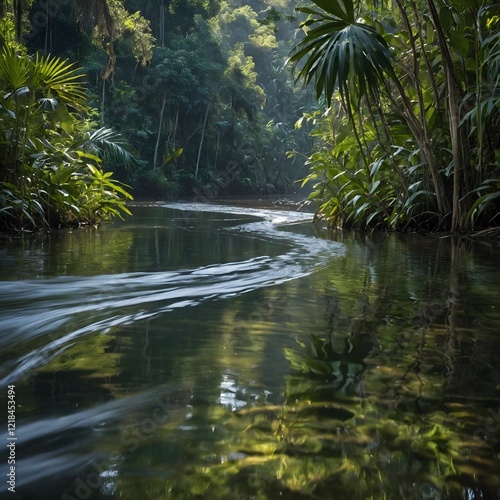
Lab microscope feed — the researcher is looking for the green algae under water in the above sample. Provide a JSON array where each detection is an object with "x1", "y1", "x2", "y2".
[{"x1": 1, "y1": 202, "x2": 499, "y2": 500}]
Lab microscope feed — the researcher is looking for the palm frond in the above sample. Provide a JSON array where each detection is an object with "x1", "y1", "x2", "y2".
[
  {"x1": 289, "y1": 12, "x2": 395, "y2": 106},
  {"x1": 0, "y1": 46, "x2": 29, "y2": 90},
  {"x1": 307, "y1": 0, "x2": 355, "y2": 23},
  {"x1": 82, "y1": 127, "x2": 140, "y2": 170},
  {"x1": 34, "y1": 53, "x2": 87, "y2": 111}
]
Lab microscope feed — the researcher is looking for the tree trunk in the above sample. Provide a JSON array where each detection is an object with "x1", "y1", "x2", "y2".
[
  {"x1": 214, "y1": 131, "x2": 219, "y2": 170},
  {"x1": 389, "y1": 77, "x2": 451, "y2": 218},
  {"x1": 101, "y1": 77, "x2": 106, "y2": 126},
  {"x1": 426, "y1": 0, "x2": 465, "y2": 232},
  {"x1": 160, "y1": 3, "x2": 165, "y2": 48},
  {"x1": 154, "y1": 87, "x2": 168, "y2": 169},
  {"x1": 448, "y1": 71, "x2": 463, "y2": 231},
  {"x1": 391, "y1": 0, "x2": 455, "y2": 223},
  {"x1": 194, "y1": 98, "x2": 211, "y2": 181},
  {"x1": 14, "y1": 0, "x2": 22, "y2": 41},
  {"x1": 173, "y1": 108, "x2": 179, "y2": 153}
]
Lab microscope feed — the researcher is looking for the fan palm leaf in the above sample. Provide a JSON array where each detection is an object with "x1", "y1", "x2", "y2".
[
  {"x1": 289, "y1": 5, "x2": 395, "y2": 106},
  {"x1": 34, "y1": 53, "x2": 87, "y2": 111},
  {"x1": 0, "y1": 47, "x2": 87, "y2": 110},
  {"x1": 0, "y1": 46, "x2": 29, "y2": 90}
]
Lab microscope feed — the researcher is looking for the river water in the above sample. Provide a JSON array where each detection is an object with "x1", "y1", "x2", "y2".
[{"x1": 1, "y1": 202, "x2": 500, "y2": 499}]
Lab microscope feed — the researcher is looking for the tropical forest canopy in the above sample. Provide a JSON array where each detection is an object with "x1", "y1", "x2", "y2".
[{"x1": 0, "y1": 0, "x2": 499, "y2": 232}]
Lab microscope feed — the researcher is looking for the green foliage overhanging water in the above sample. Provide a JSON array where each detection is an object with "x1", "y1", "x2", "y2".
[
  {"x1": 290, "y1": 0, "x2": 500, "y2": 232},
  {"x1": 0, "y1": 46, "x2": 134, "y2": 232}
]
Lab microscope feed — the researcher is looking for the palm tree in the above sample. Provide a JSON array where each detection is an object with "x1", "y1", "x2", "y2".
[
  {"x1": 0, "y1": 45, "x2": 133, "y2": 230},
  {"x1": 0, "y1": 45, "x2": 87, "y2": 178}
]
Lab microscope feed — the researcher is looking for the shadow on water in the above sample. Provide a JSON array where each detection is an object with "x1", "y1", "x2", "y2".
[{"x1": 1, "y1": 203, "x2": 500, "y2": 499}]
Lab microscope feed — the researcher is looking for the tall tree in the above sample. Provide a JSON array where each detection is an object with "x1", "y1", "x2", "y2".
[{"x1": 76, "y1": 0, "x2": 116, "y2": 76}]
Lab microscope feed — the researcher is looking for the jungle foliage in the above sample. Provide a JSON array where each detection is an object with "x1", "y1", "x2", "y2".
[
  {"x1": 0, "y1": 44, "x2": 133, "y2": 231},
  {"x1": 290, "y1": 0, "x2": 500, "y2": 232},
  {"x1": 2, "y1": 0, "x2": 499, "y2": 232},
  {"x1": 0, "y1": 0, "x2": 315, "y2": 230}
]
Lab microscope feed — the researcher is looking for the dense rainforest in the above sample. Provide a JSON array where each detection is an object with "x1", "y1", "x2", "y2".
[
  {"x1": 0, "y1": 0, "x2": 499, "y2": 232},
  {"x1": 0, "y1": 0, "x2": 316, "y2": 232}
]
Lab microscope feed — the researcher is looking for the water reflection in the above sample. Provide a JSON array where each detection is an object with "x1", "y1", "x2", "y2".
[{"x1": 0, "y1": 203, "x2": 500, "y2": 499}]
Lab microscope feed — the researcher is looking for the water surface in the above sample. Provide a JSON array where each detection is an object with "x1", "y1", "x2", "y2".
[{"x1": 1, "y1": 202, "x2": 500, "y2": 499}]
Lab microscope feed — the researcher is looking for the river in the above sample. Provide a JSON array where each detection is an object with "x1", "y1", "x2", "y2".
[{"x1": 1, "y1": 201, "x2": 500, "y2": 499}]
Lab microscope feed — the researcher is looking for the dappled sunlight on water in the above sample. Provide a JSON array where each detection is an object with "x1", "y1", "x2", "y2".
[{"x1": 1, "y1": 203, "x2": 500, "y2": 499}]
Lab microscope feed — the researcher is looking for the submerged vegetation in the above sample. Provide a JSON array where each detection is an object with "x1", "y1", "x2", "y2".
[{"x1": 18, "y1": 217, "x2": 497, "y2": 499}]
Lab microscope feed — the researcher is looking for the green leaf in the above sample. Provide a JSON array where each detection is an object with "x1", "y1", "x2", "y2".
[
  {"x1": 290, "y1": 15, "x2": 395, "y2": 106},
  {"x1": 369, "y1": 180, "x2": 381, "y2": 195},
  {"x1": 76, "y1": 151, "x2": 102, "y2": 163},
  {"x1": 466, "y1": 191, "x2": 500, "y2": 226},
  {"x1": 366, "y1": 209, "x2": 382, "y2": 226},
  {"x1": 0, "y1": 47, "x2": 30, "y2": 90},
  {"x1": 307, "y1": 0, "x2": 354, "y2": 23},
  {"x1": 82, "y1": 127, "x2": 140, "y2": 170},
  {"x1": 448, "y1": 31, "x2": 470, "y2": 57}
]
